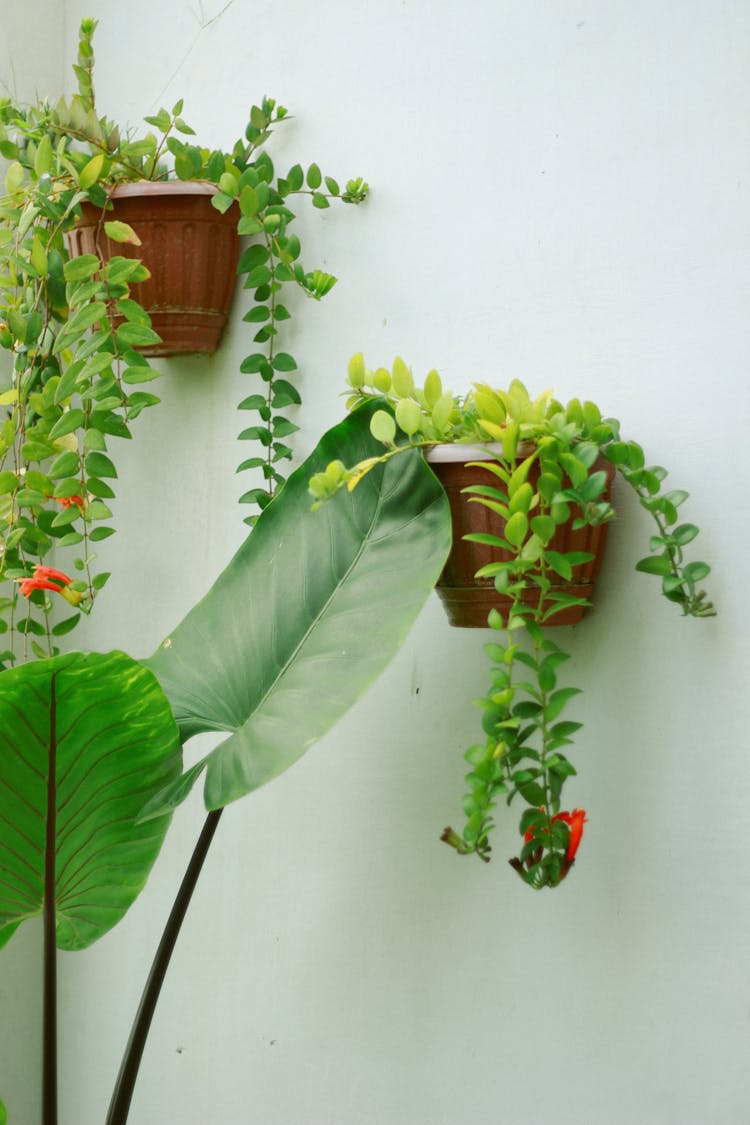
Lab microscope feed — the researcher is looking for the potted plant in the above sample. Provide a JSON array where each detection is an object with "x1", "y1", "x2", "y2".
[
  {"x1": 0, "y1": 403, "x2": 453, "y2": 1124},
  {"x1": 0, "y1": 18, "x2": 368, "y2": 667},
  {"x1": 309, "y1": 353, "x2": 716, "y2": 888}
]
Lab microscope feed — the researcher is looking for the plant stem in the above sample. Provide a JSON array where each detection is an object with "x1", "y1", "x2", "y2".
[
  {"x1": 105, "y1": 808, "x2": 223, "y2": 1125},
  {"x1": 43, "y1": 675, "x2": 58, "y2": 1125}
]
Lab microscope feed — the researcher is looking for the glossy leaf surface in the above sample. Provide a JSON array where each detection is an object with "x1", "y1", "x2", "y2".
[
  {"x1": 0, "y1": 651, "x2": 181, "y2": 951},
  {"x1": 146, "y1": 405, "x2": 452, "y2": 811}
]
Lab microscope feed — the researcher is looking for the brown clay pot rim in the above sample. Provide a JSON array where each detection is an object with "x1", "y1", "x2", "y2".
[
  {"x1": 425, "y1": 440, "x2": 536, "y2": 463},
  {"x1": 103, "y1": 181, "x2": 222, "y2": 200}
]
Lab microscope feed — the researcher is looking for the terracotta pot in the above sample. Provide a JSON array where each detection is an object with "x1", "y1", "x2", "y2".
[
  {"x1": 66, "y1": 182, "x2": 240, "y2": 356},
  {"x1": 426, "y1": 444, "x2": 615, "y2": 628}
]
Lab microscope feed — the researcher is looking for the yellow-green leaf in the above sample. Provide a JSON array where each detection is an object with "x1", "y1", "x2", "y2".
[
  {"x1": 423, "y1": 369, "x2": 442, "y2": 409},
  {"x1": 78, "y1": 152, "x2": 106, "y2": 190},
  {"x1": 370, "y1": 410, "x2": 397, "y2": 445},
  {"x1": 104, "y1": 220, "x2": 141, "y2": 246},
  {"x1": 477, "y1": 418, "x2": 506, "y2": 442},
  {"x1": 504, "y1": 511, "x2": 528, "y2": 549},
  {"x1": 34, "y1": 135, "x2": 53, "y2": 177},
  {"x1": 347, "y1": 352, "x2": 366, "y2": 388},
  {"x1": 31, "y1": 232, "x2": 48, "y2": 276},
  {"x1": 395, "y1": 397, "x2": 422, "y2": 437},
  {"x1": 5, "y1": 161, "x2": 24, "y2": 195},
  {"x1": 391, "y1": 356, "x2": 414, "y2": 398}
]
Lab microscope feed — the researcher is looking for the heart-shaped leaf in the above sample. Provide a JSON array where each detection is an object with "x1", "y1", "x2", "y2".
[
  {"x1": 0, "y1": 651, "x2": 181, "y2": 951},
  {"x1": 145, "y1": 404, "x2": 452, "y2": 812}
]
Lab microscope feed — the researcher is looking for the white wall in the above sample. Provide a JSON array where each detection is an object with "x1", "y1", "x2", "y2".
[
  {"x1": 2, "y1": 2, "x2": 749, "y2": 1122},
  {"x1": 0, "y1": 0, "x2": 64, "y2": 103}
]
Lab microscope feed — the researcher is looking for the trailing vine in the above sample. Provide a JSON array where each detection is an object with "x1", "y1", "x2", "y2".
[
  {"x1": 310, "y1": 356, "x2": 716, "y2": 887},
  {"x1": 0, "y1": 19, "x2": 367, "y2": 666}
]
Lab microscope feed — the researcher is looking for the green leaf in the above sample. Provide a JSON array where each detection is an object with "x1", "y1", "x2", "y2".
[
  {"x1": 370, "y1": 410, "x2": 397, "y2": 445},
  {"x1": 545, "y1": 550, "x2": 573, "y2": 581},
  {"x1": 0, "y1": 652, "x2": 181, "y2": 951},
  {"x1": 672, "y1": 523, "x2": 699, "y2": 546},
  {"x1": 518, "y1": 781, "x2": 546, "y2": 807},
  {"x1": 212, "y1": 193, "x2": 236, "y2": 215},
  {"x1": 49, "y1": 409, "x2": 86, "y2": 440},
  {"x1": 530, "y1": 515, "x2": 556, "y2": 542},
  {"x1": 237, "y1": 215, "x2": 264, "y2": 234},
  {"x1": 544, "y1": 687, "x2": 582, "y2": 723},
  {"x1": 116, "y1": 323, "x2": 162, "y2": 349},
  {"x1": 51, "y1": 613, "x2": 81, "y2": 637},
  {"x1": 48, "y1": 451, "x2": 81, "y2": 479},
  {"x1": 53, "y1": 302, "x2": 107, "y2": 351},
  {"x1": 237, "y1": 244, "x2": 269, "y2": 274},
  {"x1": 105, "y1": 257, "x2": 148, "y2": 286},
  {"x1": 63, "y1": 254, "x2": 102, "y2": 284},
  {"x1": 242, "y1": 306, "x2": 270, "y2": 324},
  {"x1": 272, "y1": 352, "x2": 297, "y2": 372},
  {"x1": 635, "y1": 555, "x2": 672, "y2": 576},
  {"x1": 78, "y1": 152, "x2": 106, "y2": 190},
  {"x1": 504, "y1": 511, "x2": 528, "y2": 549},
  {"x1": 239, "y1": 353, "x2": 269, "y2": 375},
  {"x1": 239, "y1": 185, "x2": 260, "y2": 217},
  {"x1": 4, "y1": 161, "x2": 24, "y2": 195},
  {"x1": 238, "y1": 394, "x2": 268, "y2": 411},
  {"x1": 122, "y1": 364, "x2": 160, "y2": 385},
  {"x1": 236, "y1": 457, "x2": 267, "y2": 473},
  {"x1": 86, "y1": 477, "x2": 116, "y2": 499},
  {"x1": 31, "y1": 232, "x2": 48, "y2": 277},
  {"x1": 272, "y1": 417, "x2": 299, "y2": 438},
  {"x1": 89, "y1": 526, "x2": 115, "y2": 542},
  {"x1": 683, "y1": 561, "x2": 710, "y2": 584},
  {"x1": 218, "y1": 172, "x2": 239, "y2": 198},
  {"x1": 287, "y1": 164, "x2": 304, "y2": 191},
  {"x1": 84, "y1": 451, "x2": 117, "y2": 478},
  {"x1": 306, "y1": 162, "x2": 322, "y2": 189},
  {"x1": 271, "y1": 379, "x2": 302, "y2": 407},
  {"x1": 103, "y1": 220, "x2": 141, "y2": 246},
  {"x1": 144, "y1": 404, "x2": 452, "y2": 813},
  {"x1": 395, "y1": 398, "x2": 422, "y2": 436}
]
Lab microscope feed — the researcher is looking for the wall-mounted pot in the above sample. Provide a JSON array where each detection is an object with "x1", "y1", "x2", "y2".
[
  {"x1": 426, "y1": 444, "x2": 615, "y2": 628},
  {"x1": 66, "y1": 182, "x2": 240, "y2": 357}
]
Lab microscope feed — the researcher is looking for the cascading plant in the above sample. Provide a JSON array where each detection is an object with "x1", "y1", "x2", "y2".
[
  {"x1": 0, "y1": 18, "x2": 367, "y2": 668},
  {"x1": 309, "y1": 354, "x2": 717, "y2": 888}
]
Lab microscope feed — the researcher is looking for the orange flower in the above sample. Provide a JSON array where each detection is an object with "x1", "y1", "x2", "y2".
[
  {"x1": 46, "y1": 494, "x2": 85, "y2": 509},
  {"x1": 553, "y1": 808, "x2": 587, "y2": 862},
  {"x1": 525, "y1": 807, "x2": 587, "y2": 862},
  {"x1": 18, "y1": 565, "x2": 82, "y2": 606}
]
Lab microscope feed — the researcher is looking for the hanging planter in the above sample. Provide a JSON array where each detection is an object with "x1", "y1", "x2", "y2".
[
  {"x1": 425, "y1": 444, "x2": 616, "y2": 627},
  {"x1": 66, "y1": 181, "x2": 240, "y2": 356},
  {"x1": 310, "y1": 355, "x2": 716, "y2": 886}
]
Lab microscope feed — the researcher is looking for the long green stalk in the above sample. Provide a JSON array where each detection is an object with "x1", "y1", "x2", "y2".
[{"x1": 105, "y1": 809, "x2": 223, "y2": 1125}]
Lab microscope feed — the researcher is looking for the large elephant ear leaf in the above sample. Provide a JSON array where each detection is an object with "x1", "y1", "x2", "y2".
[
  {"x1": 145, "y1": 402, "x2": 452, "y2": 813},
  {"x1": 0, "y1": 651, "x2": 181, "y2": 952}
]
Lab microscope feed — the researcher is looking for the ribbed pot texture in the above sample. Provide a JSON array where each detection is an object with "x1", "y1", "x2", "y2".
[
  {"x1": 427, "y1": 450, "x2": 616, "y2": 628},
  {"x1": 65, "y1": 182, "x2": 240, "y2": 356}
]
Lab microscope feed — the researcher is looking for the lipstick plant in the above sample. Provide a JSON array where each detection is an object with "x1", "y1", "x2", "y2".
[
  {"x1": 0, "y1": 19, "x2": 366, "y2": 667},
  {"x1": 310, "y1": 354, "x2": 717, "y2": 888}
]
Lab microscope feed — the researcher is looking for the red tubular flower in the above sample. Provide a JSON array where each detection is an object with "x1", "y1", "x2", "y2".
[
  {"x1": 524, "y1": 807, "x2": 587, "y2": 862},
  {"x1": 46, "y1": 494, "x2": 85, "y2": 509},
  {"x1": 551, "y1": 808, "x2": 587, "y2": 862},
  {"x1": 18, "y1": 565, "x2": 82, "y2": 606}
]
